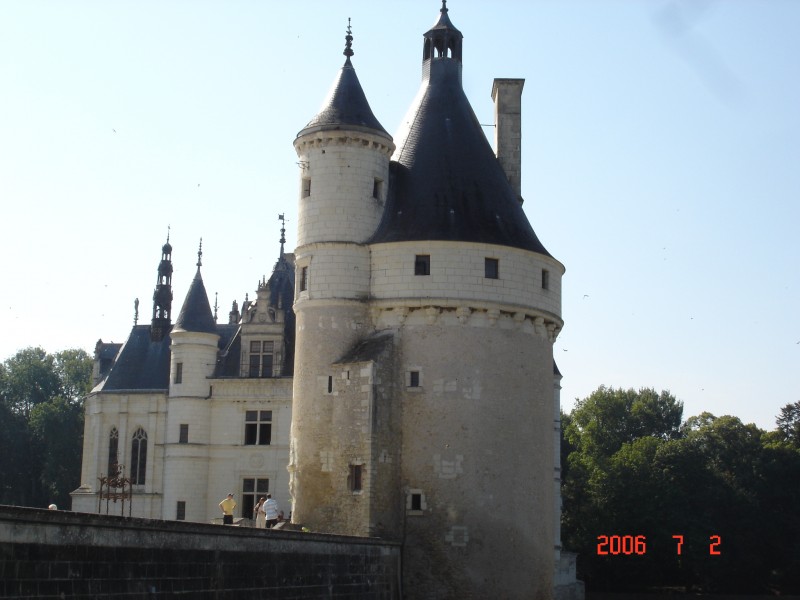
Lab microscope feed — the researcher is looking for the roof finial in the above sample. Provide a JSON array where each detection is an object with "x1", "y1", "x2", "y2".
[
  {"x1": 196, "y1": 238, "x2": 203, "y2": 268},
  {"x1": 213, "y1": 292, "x2": 218, "y2": 322},
  {"x1": 134, "y1": 298, "x2": 139, "y2": 325},
  {"x1": 343, "y1": 18, "x2": 354, "y2": 58},
  {"x1": 441, "y1": 0, "x2": 448, "y2": 14},
  {"x1": 278, "y1": 213, "x2": 286, "y2": 258},
  {"x1": 166, "y1": 224, "x2": 170, "y2": 244}
]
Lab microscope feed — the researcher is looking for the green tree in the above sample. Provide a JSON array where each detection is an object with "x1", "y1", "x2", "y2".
[
  {"x1": 0, "y1": 347, "x2": 92, "y2": 508},
  {"x1": 776, "y1": 400, "x2": 800, "y2": 447}
]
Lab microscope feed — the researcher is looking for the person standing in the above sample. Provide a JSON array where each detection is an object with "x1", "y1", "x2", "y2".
[
  {"x1": 219, "y1": 493, "x2": 236, "y2": 525},
  {"x1": 263, "y1": 494, "x2": 279, "y2": 528},
  {"x1": 253, "y1": 496, "x2": 267, "y2": 529}
]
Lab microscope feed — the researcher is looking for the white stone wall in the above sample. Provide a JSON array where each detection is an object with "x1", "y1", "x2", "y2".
[
  {"x1": 73, "y1": 366, "x2": 293, "y2": 524},
  {"x1": 169, "y1": 330, "x2": 220, "y2": 399},
  {"x1": 294, "y1": 131, "x2": 394, "y2": 246},
  {"x1": 294, "y1": 243, "x2": 371, "y2": 301},
  {"x1": 370, "y1": 241, "x2": 564, "y2": 318},
  {"x1": 72, "y1": 391, "x2": 166, "y2": 518}
]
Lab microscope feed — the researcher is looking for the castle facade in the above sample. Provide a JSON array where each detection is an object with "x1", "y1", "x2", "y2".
[{"x1": 73, "y1": 4, "x2": 577, "y2": 598}]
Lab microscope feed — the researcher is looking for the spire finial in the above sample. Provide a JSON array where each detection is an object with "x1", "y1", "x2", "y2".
[
  {"x1": 278, "y1": 213, "x2": 286, "y2": 258},
  {"x1": 343, "y1": 18, "x2": 354, "y2": 58},
  {"x1": 213, "y1": 292, "x2": 218, "y2": 322},
  {"x1": 441, "y1": 0, "x2": 448, "y2": 13},
  {"x1": 166, "y1": 224, "x2": 170, "y2": 244},
  {"x1": 134, "y1": 298, "x2": 139, "y2": 325},
  {"x1": 196, "y1": 238, "x2": 203, "y2": 268}
]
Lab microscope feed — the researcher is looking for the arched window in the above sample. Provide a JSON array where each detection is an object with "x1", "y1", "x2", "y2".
[
  {"x1": 130, "y1": 427, "x2": 148, "y2": 485},
  {"x1": 107, "y1": 427, "x2": 119, "y2": 475}
]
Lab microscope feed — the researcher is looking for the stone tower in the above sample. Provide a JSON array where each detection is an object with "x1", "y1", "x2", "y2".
[
  {"x1": 290, "y1": 4, "x2": 565, "y2": 598},
  {"x1": 163, "y1": 242, "x2": 220, "y2": 523},
  {"x1": 289, "y1": 22, "x2": 396, "y2": 532}
]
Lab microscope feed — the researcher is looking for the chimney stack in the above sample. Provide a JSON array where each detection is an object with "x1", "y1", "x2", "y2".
[{"x1": 491, "y1": 78, "x2": 525, "y2": 204}]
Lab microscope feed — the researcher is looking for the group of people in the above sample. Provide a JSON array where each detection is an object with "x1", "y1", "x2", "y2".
[{"x1": 218, "y1": 493, "x2": 281, "y2": 528}]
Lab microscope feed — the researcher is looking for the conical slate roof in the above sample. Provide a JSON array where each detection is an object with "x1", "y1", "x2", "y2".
[
  {"x1": 369, "y1": 9, "x2": 551, "y2": 256},
  {"x1": 297, "y1": 56, "x2": 391, "y2": 140},
  {"x1": 174, "y1": 267, "x2": 216, "y2": 334}
]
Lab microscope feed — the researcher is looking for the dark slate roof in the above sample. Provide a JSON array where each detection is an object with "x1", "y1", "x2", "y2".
[
  {"x1": 297, "y1": 57, "x2": 391, "y2": 140},
  {"x1": 174, "y1": 268, "x2": 217, "y2": 334},
  {"x1": 369, "y1": 58, "x2": 551, "y2": 256},
  {"x1": 98, "y1": 325, "x2": 172, "y2": 391},
  {"x1": 215, "y1": 327, "x2": 242, "y2": 377},
  {"x1": 334, "y1": 332, "x2": 394, "y2": 365}
]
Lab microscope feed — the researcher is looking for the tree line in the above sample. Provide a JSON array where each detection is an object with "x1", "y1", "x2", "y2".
[
  {"x1": 561, "y1": 386, "x2": 800, "y2": 594},
  {"x1": 0, "y1": 347, "x2": 92, "y2": 509}
]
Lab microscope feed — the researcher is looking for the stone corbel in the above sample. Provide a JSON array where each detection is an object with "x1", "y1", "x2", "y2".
[
  {"x1": 486, "y1": 308, "x2": 500, "y2": 326},
  {"x1": 534, "y1": 316, "x2": 545, "y2": 337},
  {"x1": 456, "y1": 306, "x2": 471, "y2": 325},
  {"x1": 425, "y1": 306, "x2": 440, "y2": 325}
]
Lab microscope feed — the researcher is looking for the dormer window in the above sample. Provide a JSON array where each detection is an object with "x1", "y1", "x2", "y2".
[{"x1": 248, "y1": 341, "x2": 274, "y2": 378}]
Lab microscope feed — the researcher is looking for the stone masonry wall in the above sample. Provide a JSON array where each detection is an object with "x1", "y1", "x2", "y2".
[{"x1": 0, "y1": 505, "x2": 400, "y2": 599}]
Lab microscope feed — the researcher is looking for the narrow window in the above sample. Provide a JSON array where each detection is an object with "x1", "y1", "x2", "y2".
[
  {"x1": 302, "y1": 178, "x2": 311, "y2": 198},
  {"x1": 414, "y1": 255, "x2": 430, "y2": 276},
  {"x1": 244, "y1": 410, "x2": 272, "y2": 446},
  {"x1": 107, "y1": 427, "x2": 119, "y2": 475},
  {"x1": 409, "y1": 371, "x2": 420, "y2": 388},
  {"x1": 349, "y1": 464, "x2": 363, "y2": 492},
  {"x1": 372, "y1": 178, "x2": 382, "y2": 199},
  {"x1": 411, "y1": 493, "x2": 422, "y2": 511},
  {"x1": 179, "y1": 424, "x2": 189, "y2": 444},
  {"x1": 174, "y1": 362, "x2": 183, "y2": 384},
  {"x1": 300, "y1": 266, "x2": 308, "y2": 292},
  {"x1": 242, "y1": 477, "x2": 270, "y2": 518},
  {"x1": 542, "y1": 269, "x2": 550, "y2": 290},
  {"x1": 485, "y1": 258, "x2": 499, "y2": 279},
  {"x1": 327, "y1": 375, "x2": 333, "y2": 394},
  {"x1": 176, "y1": 501, "x2": 186, "y2": 521},
  {"x1": 130, "y1": 427, "x2": 148, "y2": 485}
]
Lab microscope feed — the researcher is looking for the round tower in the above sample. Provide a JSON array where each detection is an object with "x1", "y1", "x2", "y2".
[
  {"x1": 289, "y1": 23, "x2": 394, "y2": 527},
  {"x1": 368, "y1": 3, "x2": 564, "y2": 597},
  {"x1": 163, "y1": 242, "x2": 219, "y2": 522}
]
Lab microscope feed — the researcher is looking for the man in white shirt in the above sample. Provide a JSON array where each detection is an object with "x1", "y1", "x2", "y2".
[{"x1": 264, "y1": 493, "x2": 279, "y2": 528}]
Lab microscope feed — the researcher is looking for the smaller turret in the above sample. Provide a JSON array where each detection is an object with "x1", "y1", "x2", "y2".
[{"x1": 151, "y1": 231, "x2": 173, "y2": 342}]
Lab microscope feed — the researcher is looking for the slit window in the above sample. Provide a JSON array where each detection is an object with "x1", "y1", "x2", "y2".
[
  {"x1": 542, "y1": 269, "x2": 550, "y2": 290},
  {"x1": 373, "y1": 178, "x2": 382, "y2": 199},
  {"x1": 409, "y1": 371, "x2": 420, "y2": 388},
  {"x1": 300, "y1": 266, "x2": 308, "y2": 292},
  {"x1": 174, "y1": 362, "x2": 183, "y2": 384},
  {"x1": 414, "y1": 255, "x2": 430, "y2": 276},
  {"x1": 176, "y1": 501, "x2": 186, "y2": 521},
  {"x1": 349, "y1": 464, "x2": 363, "y2": 492},
  {"x1": 302, "y1": 178, "x2": 311, "y2": 198},
  {"x1": 485, "y1": 258, "x2": 499, "y2": 279},
  {"x1": 179, "y1": 424, "x2": 189, "y2": 444}
]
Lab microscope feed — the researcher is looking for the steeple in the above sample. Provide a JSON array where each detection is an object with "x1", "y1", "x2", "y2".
[
  {"x1": 173, "y1": 239, "x2": 216, "y2": 334},
  {"x1": 150, "y1": 230, "x2": 173, "y2": 342},
  {"x1": 296, "y1": 20, "x2": 390, "y2": 140}
]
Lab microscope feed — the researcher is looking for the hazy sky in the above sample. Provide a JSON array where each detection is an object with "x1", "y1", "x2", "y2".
[{"x1": 1, "y1": 0, "x2": 797, "y2": 431}]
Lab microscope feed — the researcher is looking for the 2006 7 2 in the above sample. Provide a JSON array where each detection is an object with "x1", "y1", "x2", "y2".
[{"x1": 597, "y1": 534, "x2": 722, "y2": 555}]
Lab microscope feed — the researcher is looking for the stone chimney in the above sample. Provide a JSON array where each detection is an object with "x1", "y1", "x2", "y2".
[{"x1": 491, "y1": 78, "x2": 525, "y2": 204}]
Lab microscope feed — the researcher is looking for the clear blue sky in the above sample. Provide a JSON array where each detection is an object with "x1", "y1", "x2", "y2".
[{"x1": 1, "y1": 1, "x2": 797, "y2": 431}]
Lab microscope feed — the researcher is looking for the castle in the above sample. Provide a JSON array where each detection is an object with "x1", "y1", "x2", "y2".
[{"x1": 73, "y1": 3, "x2": 580, "y2": 598}]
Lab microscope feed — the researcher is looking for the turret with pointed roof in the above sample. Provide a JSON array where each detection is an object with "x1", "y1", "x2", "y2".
[
  {"x1": 173, "y1": 241, "x2": 216, "y2": 334},
  {"x1": 370, "y1": 1, "x2": 550, "y2": 255}
]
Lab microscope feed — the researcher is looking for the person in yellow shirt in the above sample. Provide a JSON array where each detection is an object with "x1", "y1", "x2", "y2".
[{"x1": 219, "y1": 493, "x2": 236, "y2": 525}]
